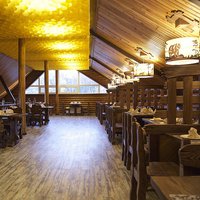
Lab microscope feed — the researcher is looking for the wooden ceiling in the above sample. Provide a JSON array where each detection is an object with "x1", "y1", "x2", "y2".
[
  {"x1": 90, "y1": 0, "x2": 200, "y2": 79},
  {"x1": 0, "y1": 0, "x2": 89, "y2": 70},
  {"x1": 0, "y1": 0, "x2": 200, "y2": 95}
]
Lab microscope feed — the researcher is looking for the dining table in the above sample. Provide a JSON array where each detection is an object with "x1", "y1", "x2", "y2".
[
  {"x1": 127, "y1": 112, "x2": 154, "y2": 126},
  {"x1": 0, "y1": 112, "x2": 23, "y2": 146},
  {"x1": 166, "y1": 134, "x2": 200, "y2": 147},
  {"x1": 151, "y1": 176, "x2": 200, "y2": 200},
  {"x1": 69, "y1": 102, "x2": 82, "y2": 115},
  {"x1": 142, "y1": 117, "x2": 166, "y2": 125},
  {"x1": 41, "y1": 105, "x2": 54, "y2": 124}
]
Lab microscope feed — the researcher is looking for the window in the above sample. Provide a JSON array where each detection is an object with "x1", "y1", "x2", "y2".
[{"x1": 26, "y1": 70, "x2": 107, "y2": 94}]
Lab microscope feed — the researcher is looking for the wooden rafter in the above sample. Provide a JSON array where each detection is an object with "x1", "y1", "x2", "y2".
[
  {"x1": 90, "y1": 29, "x2": 164, "y2": 77},
  {"x1": 90, "y1": 56, "x2": 123, "y2": 77}
]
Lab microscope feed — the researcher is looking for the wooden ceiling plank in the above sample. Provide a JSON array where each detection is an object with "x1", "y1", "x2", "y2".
[{"x1": 90, "y1": 56, "x2": 123, "y2": 77}]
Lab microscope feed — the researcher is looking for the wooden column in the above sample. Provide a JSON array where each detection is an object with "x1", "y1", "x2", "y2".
[
  {"x1": 167, "y1": 78, "x2": 176, "y2": 124},
  {"x1": 183, "y1": 76, "x2": 193, "y2": 124},
  {"x1": 44, "y1": 60, "x2": 49, "y2": 105},
  {"x1": 18, "y1": 38, "x2": 26, "y2": 135},
  {"x1": 55, "y1": 70, "x2": 59, "y2": 115}
]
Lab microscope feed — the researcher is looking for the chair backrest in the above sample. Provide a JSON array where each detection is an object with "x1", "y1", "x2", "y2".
[
  {"x1": 130, "y1": 119, "x2": 138, "y2": 167},
  {"x1": 136, "y1": 123, "x2": 148, "y2": 200},
  {"x1": 31, "y1": 104, "x2": 42, "y2": 115},
  {"x1": 0, "y1": 119, "x2": 4, "y2": 132},
  {"x1": 179, "y1": 144, "x2": 200, "y2": 176}
]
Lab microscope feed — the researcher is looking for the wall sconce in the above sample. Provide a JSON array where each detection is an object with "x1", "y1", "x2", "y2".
[{"x1": 165, "y1": 37, "x2": 199, "y2": 65}]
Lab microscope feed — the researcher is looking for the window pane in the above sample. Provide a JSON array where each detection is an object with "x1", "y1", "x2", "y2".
[
  {"x1": 60, "y1": 87, "x2": 77, "y2": 93},
  {"x1": 49, "y1": 70, "x2": 55, "y2": 85},
  {"x1": 26, "y1": 87, "x2": 39, "y2": 94},
  {"x1": 80, "y1": 86, "x2": 99, "y2": 94},
  {"x1": 32, "y1": 79, "x2": 39, "y2": 85},
  {"x1": 40, "y1": 73, "x2": 44, "y2": 85},
  {"x1": 79, "y1": 73, "x2": 97, "y2": 85},
  {"x1": 49, "y1": 87, "x2": 56, "y2": 93},
  {"x1": 40, "y1": 87, "x2": 55, "y2": 93},
  {"x1": 59, "y1": 70, "x2": 78, "y2": 85},
  {"x1": 100, "y1": 86, "x2": 107, "y2": 93},
  {"x1": 40, "y1": 87, "x2": 45, "y2": 94}
]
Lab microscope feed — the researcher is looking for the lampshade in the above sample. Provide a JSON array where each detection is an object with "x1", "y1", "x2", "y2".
[
  {"x1": 165, "y1": 37, "x2": 199, "y2": 65},
  {"x1": 134, "y1": 63, "x2": 154, "y2": 78}
]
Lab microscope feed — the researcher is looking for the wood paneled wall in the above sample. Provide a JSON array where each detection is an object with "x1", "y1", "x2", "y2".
[{"x1": 26, "y1": 94, "x2": 108, "y2": 115}]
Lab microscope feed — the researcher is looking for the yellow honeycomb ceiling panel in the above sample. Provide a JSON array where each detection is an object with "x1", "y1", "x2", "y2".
[{"x1": 0, "y1": 0, "x2": 90, "y2": 70}]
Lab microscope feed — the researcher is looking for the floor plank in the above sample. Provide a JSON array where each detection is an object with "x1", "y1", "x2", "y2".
[{"x1": 0, "y1": 116, "x2": 158, "y2": 200}]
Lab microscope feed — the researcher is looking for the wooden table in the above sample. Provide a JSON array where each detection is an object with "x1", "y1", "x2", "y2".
[
  {"x1": 143, "y1": 118, "x2": 166, "y2": 125},
  {"x1": 166, "y1": 134, "x2": 200, "y2": 147},
  {"x1": 128, "y1": 113, "x2": 154, "y2": 126},
  {"x1": 69, "y1": 103, "x2": 82, "y2": 115},
  {"x1": 151, "y1": 176, "x2": 200, "y2": 200},
  {"x1": 41, "y1": 106, "x2": 54, "y2": 124},
  {"x1": 0, "y1": 113, "x2": 22, "y2": 146}
]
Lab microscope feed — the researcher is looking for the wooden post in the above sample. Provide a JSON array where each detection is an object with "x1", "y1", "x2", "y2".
[
  {"x1": 183, "y1": 76, "x2": 193, "y2": 124},
  {"x1": 55, "y1": 70, "x2": 59, "y2": 115},
  {"x1": 44, "y1": 60, "x2": 49, "y2": 105},
  {"x1": 18, "y1": 38, "x2": 26, "y2": 135},
  {"x1": 167, "y1": 78, "x2": 176, "y2": 124}
]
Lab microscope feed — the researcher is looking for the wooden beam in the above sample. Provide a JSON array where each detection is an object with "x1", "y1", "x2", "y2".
[
  {"x1": 55, "y1": 70, "x2": 59, "y2": 115},
  {"x1": 44, "y1": 60, "x2": 49, "y2": 105},
  {"x1": 88, "y1": 67, "x2": 110, "y2": 81},
  {"x1": 90, "y1": 29, "x2": 164, "y2": 77},
  {"x1": 91, "y1": 29, "x2": 141, "y2": 63},
  {"x1": 18, "y1": 38, "x2": 26, "y2": 135},
  {"x1": 90, "y1": 56, "x2": 123, "y2": 77},
  {"x1": 0, "y1": 75, "x2": 16, "y2": 103},
  {"x1": 163, "y1": 64, "x2": 200, "y2": 78}
]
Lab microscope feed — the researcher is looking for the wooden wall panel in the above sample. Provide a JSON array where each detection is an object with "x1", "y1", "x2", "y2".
[{"x1": 25, "y1": 94, "x2": 108, "y2": 115}]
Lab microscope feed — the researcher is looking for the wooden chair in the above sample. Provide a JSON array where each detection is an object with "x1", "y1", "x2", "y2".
[
  {"x1": 179, "y1": 144, "x2": 200, "y2": 176},
  {"x1": 99, "y1": 103, "x2": 106, "y2": 124},
  {"x1": 30, "y1": 105, "x2": 44, "y2": 126},
  {"x1": 130, "y1": 123, "x2": 179, "y2": 200},
  {"x1": 12, "y1": 106, "x2": 22, "y2": 139},
  {"x1": 0, "y1": 119, "x2": 6, "y2": 148},
  {"x1": 122, "y1": 112, "x2": 136, "y2": 170},
  {"x1": 110, "y1": 107, "x2": 127, "y2": 144}
]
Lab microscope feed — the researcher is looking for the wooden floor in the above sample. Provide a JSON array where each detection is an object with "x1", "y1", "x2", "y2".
[{"x1": 0, "y1": 116, "x2": 158, "y2": 200}]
